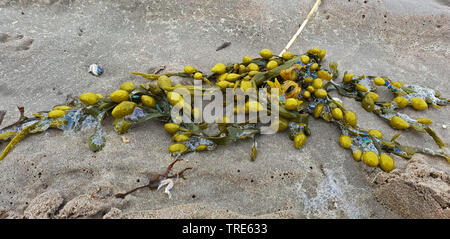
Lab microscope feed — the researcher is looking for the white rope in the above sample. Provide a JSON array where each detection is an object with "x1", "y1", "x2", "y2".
[{"x1": 279, "y1": 0, "x2": 322, "y2": 56}]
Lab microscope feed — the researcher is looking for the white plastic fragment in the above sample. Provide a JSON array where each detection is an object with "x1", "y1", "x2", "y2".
[
  {"x1": 89, "y1": 64, "x2": 103, "y2": 76},
  {"x1": 157, "y1": 179, "x2": 174, "y2": 199}
]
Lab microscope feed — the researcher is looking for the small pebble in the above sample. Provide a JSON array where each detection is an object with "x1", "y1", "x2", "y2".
[
  {"x1": 216, "y1": 41, "x2": 231, "y2": 51},
  {"x1": 121, "y1": 136, "x2": 129, "y2": 143}
]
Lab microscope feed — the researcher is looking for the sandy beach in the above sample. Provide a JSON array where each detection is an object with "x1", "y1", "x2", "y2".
[{"x1": 0, "y1": 0, "x2": 449, "y2": 218}]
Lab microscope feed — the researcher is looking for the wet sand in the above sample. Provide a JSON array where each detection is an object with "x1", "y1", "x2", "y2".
[{"x1": 0, "y1": 0, "x2": 449, "y2": 218}]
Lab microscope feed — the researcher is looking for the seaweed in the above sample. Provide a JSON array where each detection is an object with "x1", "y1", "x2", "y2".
[{"x1": 1, "y1": 47, "x2": 448, "y2": 173}]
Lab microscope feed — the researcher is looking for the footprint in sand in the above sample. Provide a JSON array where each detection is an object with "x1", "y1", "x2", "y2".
[{"x1": 0, "y1": 33, "x2": 33, "y2": 51}]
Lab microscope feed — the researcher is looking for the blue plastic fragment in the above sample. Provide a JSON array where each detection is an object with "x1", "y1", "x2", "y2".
[{"x1": 89, "y1": 64, "x2": 103, "y2": 76}]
